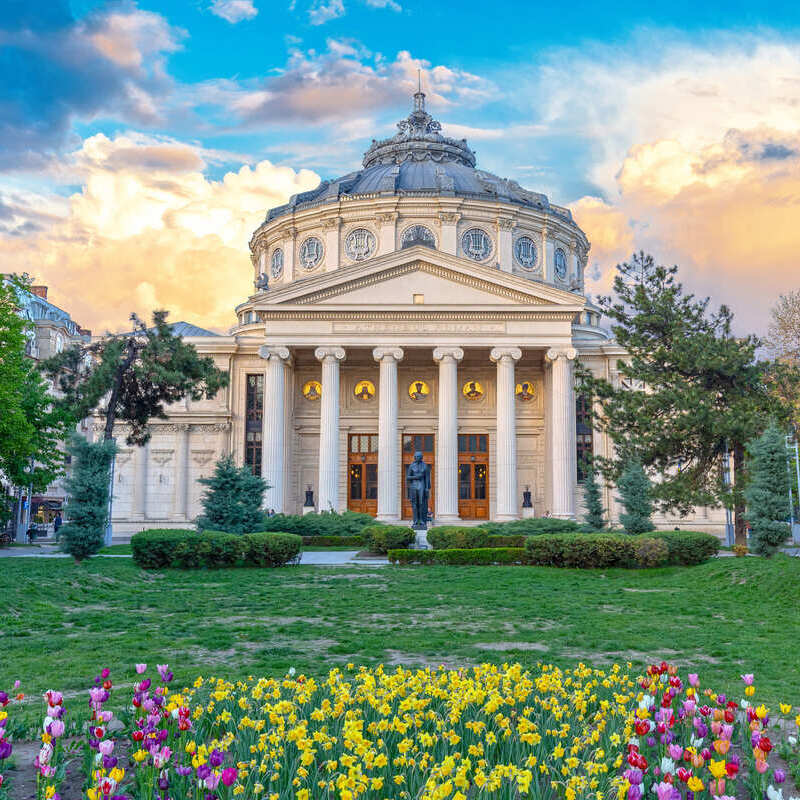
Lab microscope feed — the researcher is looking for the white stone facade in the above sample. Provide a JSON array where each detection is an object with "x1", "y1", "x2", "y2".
[{"x1": 104, "y1": 94, "x2": 727, "y2": 538}]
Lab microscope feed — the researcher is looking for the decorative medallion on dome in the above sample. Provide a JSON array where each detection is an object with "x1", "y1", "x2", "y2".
[
  {"x1": 514, "y1": 236, "x2": 537, "y2": 270},
  {"x1": 299, "y1": 237, "x2": 324, "y2": 270},
  {"x1": 401, "y1": 224, "x2": 436, "y2": 249},
  {"x1": 270, "y1": 248, "x2": 283, "y2": 278},
  {"x1": 554, "y1": 247, "x2": 568, "y2": 280},
  {"x1": 345, "y1": 228, "x2": 377, "y2": 261},
  {"x1": 462, "y1": 228, "x2": 492, "y2": 262}
]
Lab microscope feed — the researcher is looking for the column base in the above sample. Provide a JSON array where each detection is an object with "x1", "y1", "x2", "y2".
[
  {"x1": 376, "y1": 514, "x2": 402, "y2": 524},
  {"x1": 493, "y1": 513, "x2": 520, "y2": 523},
  {"x1": 434, "y1": 514, "x2": 461, "y2": 525},
  {"x1": 552, "y1": 513, "x2": 576, "y2": 520}
]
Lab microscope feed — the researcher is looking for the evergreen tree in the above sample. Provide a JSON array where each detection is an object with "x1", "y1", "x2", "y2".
[
  {"x1": 744, "y1": 424, "x2": 790, "y2": 557},
  {"x1": 578, "y1": 252, "x2": 798, "y2": 545},
  {"x1": 59, "y1": 436, "x2": 116, "y2": 562},
  {"x1": 583, "y1": 460, "x2": 605, "y2": 530},
  {"x1": 196, "y1": 456, "x2": 266, "y2": 534},
  {"x1": 617, "y1": 461, "x2": 654, "y2": 534}
]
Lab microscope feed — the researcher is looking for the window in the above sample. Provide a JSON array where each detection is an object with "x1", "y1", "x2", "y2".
[
  {"x1": 245, "y1": 374, "x2": 264, "y2": 475},
  {"x1": 576, "y1": 394, "x2": 593, "y2": 482}
]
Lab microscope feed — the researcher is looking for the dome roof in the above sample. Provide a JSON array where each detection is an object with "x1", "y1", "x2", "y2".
[{"x1": 265, "y1": 91, "x2": 572, "y2": 224}]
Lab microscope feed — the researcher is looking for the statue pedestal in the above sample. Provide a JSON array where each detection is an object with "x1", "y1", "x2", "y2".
[
  {"x1": 411, "y1": 527, "x2": 430, "y2": 549},
  {"x1": 522, "y1": 506, "x2": 535, "y2": 519}
]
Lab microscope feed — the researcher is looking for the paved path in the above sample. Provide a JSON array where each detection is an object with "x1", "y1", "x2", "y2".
[{"x1": 0, "y1": 545, "x2": 389, "y2": 566}]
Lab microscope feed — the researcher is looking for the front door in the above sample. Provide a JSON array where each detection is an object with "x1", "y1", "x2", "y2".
[
  {"x1": 458, "y1": 434, "x2": 489, "y2": 519},
  {"x1": 402, "y1": 433, "x2": 435, "y2": 520},
  {"x1": 348, "y1": 434, "x2": 378, "y2": 515}
]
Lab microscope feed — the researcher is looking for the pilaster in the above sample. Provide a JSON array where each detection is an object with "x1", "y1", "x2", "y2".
[
  {"x1": 497, "y1": 217, "x2": 514, "y2": 273},
  {"x1": 437, "y1": 211, "x2": 461, "y2": 255},
  {"x1": 376, "y1": 212, "x2": 398, "y2": 256},
  {"x1": 322, "y1": 217, "x2": 341, "y2": 272}
]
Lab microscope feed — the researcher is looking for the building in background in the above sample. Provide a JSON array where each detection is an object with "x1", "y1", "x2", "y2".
[{"x1": 96, "y1": 91, "x2": 725, "y2": 538}]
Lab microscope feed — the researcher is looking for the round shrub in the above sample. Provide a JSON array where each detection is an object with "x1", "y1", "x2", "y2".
[
  {"x1": 633, "y1": 537, "x2": 669, "y2": 568},
  {"x1": 262, "y1": 511, "x2": 374, "y2": 537},
  {"x1": 243, "y1": 532, "x2": 302, "y2": 567},
  {"x1": 363, "y1": 524, "x2": 414, "y2": 554},
  {"x1": 427, "y1": 526, "x2": 489, "y2": 549}
]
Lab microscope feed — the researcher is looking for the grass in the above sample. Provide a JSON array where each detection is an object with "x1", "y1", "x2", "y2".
[
  {"x1": 2, "y1": 555, "x2": 800, "y2": 707},
  {"x1": 98, "y1": 543, "x2": 132, "y2": 554}
]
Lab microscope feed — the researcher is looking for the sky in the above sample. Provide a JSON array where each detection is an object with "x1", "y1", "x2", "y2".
[{"x1": 2, "y1": 0, "x2": 800, "y2": 334}]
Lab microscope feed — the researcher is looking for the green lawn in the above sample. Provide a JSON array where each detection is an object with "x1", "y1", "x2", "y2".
[{"x1": 3, "y1": 555, "x2": 800, "y2": 706}]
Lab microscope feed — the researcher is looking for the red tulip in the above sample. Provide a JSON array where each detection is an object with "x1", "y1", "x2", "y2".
[
  {"x1": 725, "y1": 762, "x2": 739, "y2": 778},
  {"x1": 677, "y1": 768, "x2": 691, "y2": 783},
  {"x1": 758, "y1": 737, "x2": 772, "y2": 753}
]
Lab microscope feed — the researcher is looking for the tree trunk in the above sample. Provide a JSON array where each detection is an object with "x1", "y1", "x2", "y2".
[
  {"x1": 103, "y1": 337, "x2": 137, "y2": 440},
  {"x1": 733, "y1": 441, "x2": 747, "y2": 546}
]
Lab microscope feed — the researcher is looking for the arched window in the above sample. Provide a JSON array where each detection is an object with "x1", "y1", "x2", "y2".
[{"x1": 576, "y1": 394, "x2": 593, "y2": 482}]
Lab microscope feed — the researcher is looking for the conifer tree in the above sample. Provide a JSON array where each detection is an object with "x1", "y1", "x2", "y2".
[
  {"x1": 583, "y1": 460, "x2": 605, "y2": 530},
  {"x1": 196, "y1": 456, "x2": 266, "y2": 534},
  {"x1": 617, "y1": 461, "x2": 654, "y2": 534},
  {"x1": 578, "y1": 252, "x2": 798, "y2": 545},
  {"x1": 744, "y1": 424, "x2": 790, "y2": 556},
  {"x1": 59, "y1": 436, "x2": 116, "y2": 562}
]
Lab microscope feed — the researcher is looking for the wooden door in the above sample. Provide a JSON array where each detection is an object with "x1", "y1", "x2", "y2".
[
  {"x1": 458, "y1": 434, "x2": 489, "y2": 519},
  {"x1": 401, "y1": 433, "x2": 435, "y2": 520},
  {"x1": 348, "y1": 434, "x2": 378, "y2": 516}
]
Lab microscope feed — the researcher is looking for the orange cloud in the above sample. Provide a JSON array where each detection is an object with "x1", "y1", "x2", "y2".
[{"x1": 0, "y1": 132, "x2": 319, "y2": 332}]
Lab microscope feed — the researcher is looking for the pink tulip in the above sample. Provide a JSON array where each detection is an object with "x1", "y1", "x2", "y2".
[
  {"x1": 741, "y1": 674, "x2": 754, "y2": 685},
  {"x1": 98, "y1": 740, "x2": 114, "y2": 756},
  {"x1": 204, "y1": 772, "x2": 221, "y2": 790},
  {"x1": 221, "y1": 767, "x2": 238, "y2": 787},
  {"x1": 721, "y1": 724, "x2": 733, "y2": 740},
  {"x1": 711, "y1": 721, "x2": 722, "y2": 735},
  {"x1": 688, "y1": 674, "x2": 699, "y2": 687},
  {"x1": 49, "y1": 720, "x2": 65, "y2": 738},
  {"x1": 755, "y1": 759, "x2": 769, "y2": 774},
  {"x1": 656, "y1": 781, "x2": 674, "y2": 800},
  {"x1": 135, "y1": 663, "x2": 147, "y2": 674},
  {"x1": 669, "y1": 744, "x2": 683, "y2": 760}
]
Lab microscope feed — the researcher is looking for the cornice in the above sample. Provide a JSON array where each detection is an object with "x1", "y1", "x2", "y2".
[{"x1": 258, "y1": 310, "x2": 580, "y2": 322}]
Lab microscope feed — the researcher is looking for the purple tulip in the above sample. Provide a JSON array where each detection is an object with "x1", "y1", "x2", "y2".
[
  {"x1": 774, "y1": 769, "x2": 786, "y2": 784},
  {"x1": 176, "y1": 765, "x2": 193, "y2": 777},
  {"x1": 209, "y1": 749, "x2": 224, "y2": 767},
  {"x1": 196, "y1": 764, "x2": 211, "y2": 781},
  {"x1": 102, "y1": 755, "x2": 118, "y2": 770},
  {"x1": 647, "y1": 736, "x2": 656, "y2": 747},
  {"x1": 628, "y1": 786, "x2": 642, "y2": 800},
  {"x1": 0, "y1": 740, "x2": 13, "y2": 759}
]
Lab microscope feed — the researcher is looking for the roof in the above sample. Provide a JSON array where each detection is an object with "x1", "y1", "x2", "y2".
[
  {"x1": 168, "y1": 321, "x2": 218, "y2": 337},
  {"x1": 265, "y1": 91, "x2": 572, "y2": 224}
]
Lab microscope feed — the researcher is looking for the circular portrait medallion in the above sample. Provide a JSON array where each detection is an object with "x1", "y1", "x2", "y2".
[
  {"x1": 408, "y1": 379, "x2": 431, "y2": 402},
  {"x1": 354, "y1": 379, "x2": 376, "y2": 401},
  {"x1": 515, "y1": 380, "x2": 536, "y2": 401},
  {"x1": 302, "y1": 380, "x2": 322, "y2": 401},
  {"x1": 462, "y1": 380, "x2": 484, "y2": 400}
]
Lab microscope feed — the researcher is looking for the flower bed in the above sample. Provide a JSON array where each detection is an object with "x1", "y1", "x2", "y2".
[{"x1": 1, "y1": 662, "x2": 798, "y2": 800}]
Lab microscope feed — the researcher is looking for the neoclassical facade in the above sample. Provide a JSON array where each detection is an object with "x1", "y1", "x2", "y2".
[{"x1": 103, "y1": 91, "x2": 725, "y2": 537}]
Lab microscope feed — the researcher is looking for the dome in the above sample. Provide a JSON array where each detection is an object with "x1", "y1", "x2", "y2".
[{"x1": 265, "y1": 91, "x2": 572, "y2": 224}]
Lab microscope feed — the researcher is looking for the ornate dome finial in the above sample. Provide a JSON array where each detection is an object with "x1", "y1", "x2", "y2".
[{"x1": 413, "y1": 69, "x2": 425, "y2": 112}]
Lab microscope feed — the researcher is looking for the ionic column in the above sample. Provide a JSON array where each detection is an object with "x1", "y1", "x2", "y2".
[
  {"x1": 172, "y1": 424, "x2": 190, "y2": 520},
  {"x1": 491, "y1": 347, "x2": 522, "y2": 520},
  {"x1": 132, "y1": 440, "x2": 149, "y2": 520},
  {"x1": 373, "y1": 347, "x2": 404, "y2": 521},
  {"x1": 546, "y1": 347, "x2": 577, "y2": 519},
  {"x1": 433, "y1": 346, "x2": 464, "y2": 522},
  {"x1": 259, "y1": 345, "x2": 291, "y2": 513},
  {"x1": 315, "y1": 347, "x2": 346, "y2": 512}
]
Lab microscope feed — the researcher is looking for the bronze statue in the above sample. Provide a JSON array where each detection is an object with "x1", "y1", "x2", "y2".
[{"x1": 406, "y1": 451, "x2": 431, "y2": 529}]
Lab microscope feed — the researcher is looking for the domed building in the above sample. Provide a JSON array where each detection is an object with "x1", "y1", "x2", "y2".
[{"x1": 105, "y1": 91, "x2": 722, "y2": 536}]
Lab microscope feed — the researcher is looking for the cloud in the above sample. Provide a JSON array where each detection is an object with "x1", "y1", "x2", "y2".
[
  {"x1": 194, "y1": 41, "x2": 494, "y2": 127},
  {"x1": 0, "y1": 132, "x2": 319, "y2": 332},
  {"x1": 364, "y1": 0, "x2": 401, "y2": 11},
  {"x1": 308, "y1": 0, "x2": 345, "y2": 25},
  {"x1": 209, "y1": 0, "x2": 258, "y2": 23},
  {"x1": 0, "y1": 1, "x2": 184, "y2": 170}
]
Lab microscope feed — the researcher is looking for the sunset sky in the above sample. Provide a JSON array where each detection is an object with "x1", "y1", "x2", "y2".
[{"x1": 2, "y1": 0, "x2": 800, "y2": 334}]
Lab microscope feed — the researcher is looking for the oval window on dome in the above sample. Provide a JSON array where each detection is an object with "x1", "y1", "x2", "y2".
[
  {"x1": 554, "y1": 247, "x2": 568, "y2": 280},
  {"x1": 270, "y1": 248, "x2": 284, "y2": 278},
  {"x1": 514, "y1": 236, "x2": 537, "y2": 270},
  {"x1": 345, "y1": 228, "x2": 377, "y2": 261},
  {"x1": 299, "y1": 237, "x2": 324, "y2": 270},
  {"x1": 461, "y1": 228, "x2": 492, "y2": 261},
  {"x1": 401, "y1": 224, "x2": 436, "y2": 249}
]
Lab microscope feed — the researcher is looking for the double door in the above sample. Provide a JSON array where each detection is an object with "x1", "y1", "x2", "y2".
[
  {"x1": 458, "y1": 434, "x2": 489, "y2": 520},
  {"x1": 347, "y1": 434, "x2": 378, "y2": 515}
]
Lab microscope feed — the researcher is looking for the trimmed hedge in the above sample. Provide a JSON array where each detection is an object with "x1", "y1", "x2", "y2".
[
  {"x1": 261, "y1": 511, "x2": 374, "y2": 537},
  {"x1": 300, "y1": 535, "x2": 364, "y2": 547},
  {"x1": 646, "y1": 530, "x2": 720, "y2": 565},
  {"x1": 427, "y1": 527, "x2": 527, "y2": 549},
  {"x1": 362, "y1": 524, "x2": 415, "y2": 554},
  {"x1": 479, "y1": 518, "x2": 584, "y2": 535},
  {"x1": 131, "y1": 529, "x2": 301, "y2": 569},
  {"x1": 388, "y1": 547, "x2": 526, "y2": 565}
]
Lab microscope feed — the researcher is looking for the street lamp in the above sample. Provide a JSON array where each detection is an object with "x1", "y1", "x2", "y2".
[{"x1": 722, "y1": 442, "x2": 735, "y2": 547}]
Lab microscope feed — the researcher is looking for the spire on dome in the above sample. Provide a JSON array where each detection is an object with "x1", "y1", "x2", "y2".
[{"x1": 413, "y1": 69, "x2": 425, "y2": 112}]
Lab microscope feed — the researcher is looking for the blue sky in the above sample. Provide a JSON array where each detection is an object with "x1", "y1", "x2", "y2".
[{"x1": 2, "y1": 0, "x2": 800, "y2": 332}]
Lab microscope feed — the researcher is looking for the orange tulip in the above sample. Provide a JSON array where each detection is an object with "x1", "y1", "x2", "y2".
[
  {"x1": 691, "y1": 754, "x2": 705, "y2": 769},
  {"x1": 713, "y1": 740, "x2": 730, "y2": 755}
]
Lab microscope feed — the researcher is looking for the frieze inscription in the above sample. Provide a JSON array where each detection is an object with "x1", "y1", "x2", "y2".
[{"x1": 332, "y1": 321, "x2": 505, "y2": 334}]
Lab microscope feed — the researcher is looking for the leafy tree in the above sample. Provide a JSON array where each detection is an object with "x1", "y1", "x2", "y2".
[
  {"x1": 582, "y1": 459, "x2": 605, "y2": 530},
  {"x1": 617, "y1": 461, "x2": 654, "y2": 534},
  {"x1": 578, "y1": 252, "x2": 797, "y2": 545},
  {"x1": 196, "y1": 456, "x2": 266, "y2": 534},
  {"x1": 744, "y1": 424, "x2": 790, "y2": 556},
  {"x1": 0, "y1": 275, "x2": 72, "y2": 495},
  {"x1": 59, "y1": 436, "x2": 116, "y2": 562},
  {"x1": 42, "y1": 311, "x2": 228, "y2": 445},
  {"x1": 767, "y1": 290, "x2": 800, "y2": 435}
]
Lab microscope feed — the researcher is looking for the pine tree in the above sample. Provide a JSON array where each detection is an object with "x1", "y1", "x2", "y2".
[
  {"x1": 59, "y1": 436, "x2": 117, "y2": 562},
  {"x1": 617, "y1": 461, "x2": 654, "y2": 534},
  {"x1": 196, "y1": 456, "x2": 267, "y2": 534},
  {"x1": 577, "y1": 252, "x2": 799, "y2": 545},
  {"x1": 583, "y1": 460, "x2": 605, "y2": 530},
  {"x1": 745, "y1": 424, "x2": 790, "y2": 556}
]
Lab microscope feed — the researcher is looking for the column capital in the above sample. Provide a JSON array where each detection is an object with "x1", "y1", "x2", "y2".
[
  {"x1": 258, "y1": 345, "x2": 291, "y2": 362},
  {"x1": 437, "y1": 210, "x2": 461, "y2": 224},
  {"x1": 314, "y1": 346, "x2": 346, "y2": 363},
  {"x1": 432, "y1": 346, "x2": 464, "y2": 363},
  {"x1": 373, "y1": 346, "x2": 404, "y2": 363},
  {"x1": 175, "y1": 423, "x2": 190, "y2": 432},
  {"x1": 545, "y1": 346, "x2": 577, "y2": 364},
  {"x1": 490, "y1": 346, "x2": 522, "y2": 363}
]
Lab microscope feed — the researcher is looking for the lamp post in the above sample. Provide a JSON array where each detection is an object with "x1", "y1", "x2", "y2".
[
  {"x1": 789, "y1": 433, "x2": 800, "y2": 544},
  {"x1": 722, "y1": 442, "x2": 735, "y2": 547}
]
